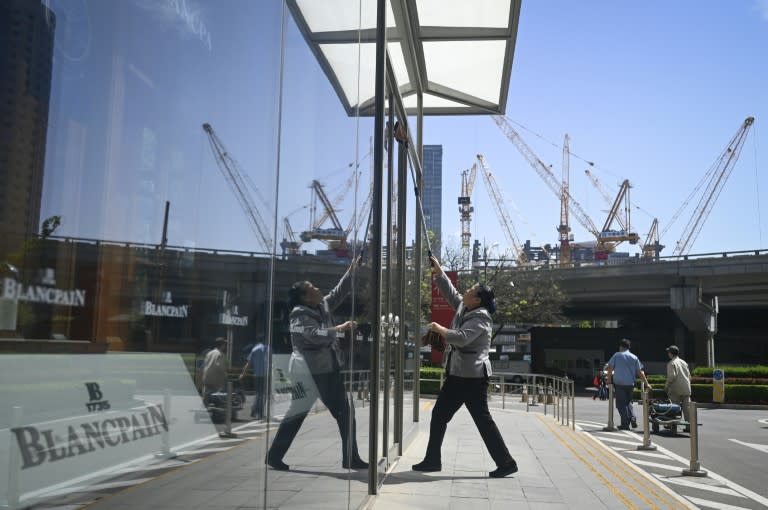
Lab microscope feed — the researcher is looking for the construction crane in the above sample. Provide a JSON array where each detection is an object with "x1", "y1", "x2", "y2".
[
  {"x1": 593, "y1": 179, "x2": 641, "y2": 259},
  {"x1": 202, "y1": 123, "x2": 273, "y2": 252},
  {"x1": 300, "y1": 180, "x2": 347, "y2": 247},
  {"x1": 492, "y1": 116, "x2": 601, "y2": 241},
  {"x1": 459, "y1": 164, "x2": 479, "y2": 269},
  {"x1": 671, "y1": 116, "x2": 755, "y2": 256},
  {"x1": 584, "y1": 169, "x2": 628, "y2": 230},
  {"x1": 640, "y1": 218, "x2": 663, "y2": 260},
  {"x1": 558, "y1": 134, "x2": 572, "y2": 265},
  {"x1": 280, "y1": 217, "x2": 302, "y2": 256},
  {"x1": 475, "y1": 154, "x2": 526, "y2": 264}
]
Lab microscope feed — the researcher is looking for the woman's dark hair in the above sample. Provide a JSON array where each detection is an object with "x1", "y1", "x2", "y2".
[
  {"x1": 476, "y1": 283, "x2": 496, "y2": 314},
  {"x1": 288, "y1": 281, "x2": 309, "y2": 309}
]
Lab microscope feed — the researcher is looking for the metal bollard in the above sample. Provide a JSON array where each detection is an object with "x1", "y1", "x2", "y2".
[
  {"x1": 637, "y1": 388, "x2": 657, "y2": 451},
  {"x1": 571, "y1": 380, "x2": 576, "y2": 430},
  {"x1": 501, "y1": 376, "x2": 506, "y2": 410},
  {"x1": 682, "y1": 402, "x2": 707, "y2": 477},
  {"x1": 530, "y1": 376, "x2": 538, "y2": 406},
  {"x1": 526, "y1": 383, "x2": 530, "y2": 412},
  {"x1": 561, "y1": 380, "x2": 566, "y2": 425},
  {"x1": 156, "y1": 389, "x2": 177, "y2": 459},
  {"x1": 564, "y1": 380, "x2": 570, "y2": 426},
  {"x1": 603, "y1": 384, "x2": 617, "y2": 431},
  {"x1": 220, "y1": 381, "x2": 238, "y2": 439}
]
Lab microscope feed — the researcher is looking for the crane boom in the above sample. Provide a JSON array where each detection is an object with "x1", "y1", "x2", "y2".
[
  {"x1": 492, "y1": 116, "x2": 600, "y2": 238},
  {"x1": 476, "y1": 154, "x2": 525, "y2": 263},
  {"x1": 641, "y1": 218, "x2": 663, "y2": 259},
  {"x1": 202, "y1": 123, "x2": 273, "y2": 252},
  {"x1": 673, "y1": 116, "x2": 755, "y2": 255}
]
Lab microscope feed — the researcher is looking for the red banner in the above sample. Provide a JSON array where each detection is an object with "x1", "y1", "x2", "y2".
[{"x1": 430, "y1": 271, "x2": 457, "y2": 364}]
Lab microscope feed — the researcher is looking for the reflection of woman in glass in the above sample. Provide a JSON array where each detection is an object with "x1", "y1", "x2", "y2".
[
  {"x1": 413, "y1": 256, "x2": 518, "y2": 478},
  {"x1": 267, "y1": 258, "x2": 368, "y2": 471}
]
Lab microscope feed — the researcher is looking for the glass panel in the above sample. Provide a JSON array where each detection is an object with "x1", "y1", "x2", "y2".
[
  {"x1": 296, "y1": 0, "x2": 395, "y2": 31},
  {"x1": 266, "y1": 1, "x2": 373, "y2": 507},
  {"x1": 319, "y1": 42, "x2": 376, "y2": 109},
  {"x1": 403, "y1": 93, "x2": 472, "y2": 109},
  {"x1": 423, "y1": 40, "x2": 506, "y2": 104},
  {"x1": 416, "y1": 0, "x2": 510, "y2": 28},
  {"x1": 1, "y1": 1, "x2": 283, "y2": 509}
]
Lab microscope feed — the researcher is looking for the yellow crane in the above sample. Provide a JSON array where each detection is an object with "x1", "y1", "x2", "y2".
[
  {"x1": 669, "y1": 116, "x2": 755, "y2": 256},
  {"x1": 558, "y1": 134, "x2": 572, "y2": 265}
]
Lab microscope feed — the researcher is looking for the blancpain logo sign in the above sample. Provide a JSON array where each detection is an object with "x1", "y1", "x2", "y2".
[
  {"x1": 143, "y1": 291, "x2": 188, "y2": 318},
  {"x1": 2, "y1": 278, "x2": 86, "y2": 307},
  {"x1": 219, "y1": 305, "x2": 247, "y2": 326},
  {"x1": 219, "y1": 311, "x2": 248, "y2": 326}
]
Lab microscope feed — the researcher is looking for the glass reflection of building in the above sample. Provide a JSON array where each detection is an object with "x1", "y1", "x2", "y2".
[
  {"x1": 422, "y1": 144, "x2": 443, "y2": 257},
  {"x1": 0, "y1": 0, "x2": 55, "y2": 256}
]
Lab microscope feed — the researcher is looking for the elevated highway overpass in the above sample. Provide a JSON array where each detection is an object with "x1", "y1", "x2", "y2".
[{"x1": 514, "y1": 250, "x2": 768, "y2": 367}]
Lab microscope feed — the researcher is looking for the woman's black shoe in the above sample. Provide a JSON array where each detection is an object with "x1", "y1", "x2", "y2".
[
  {"x1": 412, "y1": 460, "x2": 442, "y2": 472},
  {"x1": 267, "y1": 458, "x2": 289, "y2": 471},
  {"x1": 489, "y1": 461, "x2": 518, "y2": 478}
]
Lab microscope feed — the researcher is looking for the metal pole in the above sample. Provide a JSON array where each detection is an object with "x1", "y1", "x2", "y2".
[
  {"x1": 571, "y1": 380, "x2": 576, "y2": 430},
  {"x1": 682, "y1": 402, "x2": 707, "y2": 477},
  {"x1": 637, "y1": 388, "x2": 656, "y2": 451},
  {"x1": 603, "y1": 384, "x2": 617, "y2": 431},
  {"x1": 530, "y1": 375, "x2": 538, "y2": 406},
  {"x1": 544, "y1": 381, "x2": 548, "y2": 416},
  {"x1": 501, "y1": 376, "x2": 506, "y2": 410},
  {"x1": 564, "y1": 379, "x2": 569, "y2": 425},
  {"x1": 156, "y1": 389, "x2": 176, "y2": 459},
  {"x1": 440, "y1": 370, "x2": 444, "y2": 389},
  {"x1": 525, "y1": 382, "x2": 530, "y2": 412},
  {"x1": 369, "y1": 0, "x2": 387, "y2": 493}
]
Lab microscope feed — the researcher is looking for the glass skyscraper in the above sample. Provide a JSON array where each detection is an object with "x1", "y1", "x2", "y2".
[{"x1": 422, "y1": 144, "x2": 443, "y2": 257}]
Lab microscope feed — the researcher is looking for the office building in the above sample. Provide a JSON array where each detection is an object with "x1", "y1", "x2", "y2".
[{"x1": 422, "y1": 144, "x2": 443, "y2": 257}]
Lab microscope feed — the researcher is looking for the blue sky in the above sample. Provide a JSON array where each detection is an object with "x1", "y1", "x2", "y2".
[
  {"x1": 39, "y1": 0, "x2": 766, "y2": 259},
  {"x1": 427, "y1": 1, "x2": 767, "y2": 258}
]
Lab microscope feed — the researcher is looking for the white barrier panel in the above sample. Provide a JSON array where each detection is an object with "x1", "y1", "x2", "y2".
[{"x1": 0, "y1": 353, "x2": 217, "y2": 507}]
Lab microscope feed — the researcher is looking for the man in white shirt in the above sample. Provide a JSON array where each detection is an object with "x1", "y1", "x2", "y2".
[
  {"x1": 203, "y1": 337, "x2": 229, "y2": 400},
  {"x1": 664, "y1": 345, "x2": 692, "y2": 432}
]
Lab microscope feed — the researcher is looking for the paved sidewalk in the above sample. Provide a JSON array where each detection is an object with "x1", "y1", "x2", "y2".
[
  {"x1": 39, "y1": 398, "x2": 693, "y2": 510},
  {"x1": 368, "y1": 403, "x2": 694, "y2": 510}
]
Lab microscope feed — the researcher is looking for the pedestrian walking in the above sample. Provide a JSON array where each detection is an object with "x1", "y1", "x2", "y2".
[
  {"x1": 664, "y1": 345, "x2": 692, "y2": 432},
  {"x1": 202, "y1": 337, "x2": 229, "y2": 403},
  {"x1": 606, "y1": 338, "x2": 652, "y2": 430},
  {"x1": 239, "y1": 337, "x2": 269, "y2": 419},
  {"x1": 412, "y1": 256, "x2": 518, "y2": 478}
]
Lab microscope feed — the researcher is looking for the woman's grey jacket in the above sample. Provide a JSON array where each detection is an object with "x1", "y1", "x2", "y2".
[
  {"x1": 434, "y1": 272, "x2": 493, "y2": 379},
  {"x1": 289, "y1": 268, "x2": 353, "y2": 375}
]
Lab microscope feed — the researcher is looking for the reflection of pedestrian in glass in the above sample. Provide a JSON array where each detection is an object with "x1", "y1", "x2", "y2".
[
  {"x1": 267, "y1": 257, "x2": 368, "y2": 471},
  {"x1": 606, "y1": 338, "x2": 651, "y2": 430},
  {"x1": 664, "y1": 345, "x2": 691, "y2": 432},
  {"x1": 239, "y1": 337, "x2": 268, "y2": 420},
  {"x1": 202, "y1": 337, "x2": 228, "y2": 402},
  {"x1": 413, "y1": 256, "x2": 518, "y2": 478}
]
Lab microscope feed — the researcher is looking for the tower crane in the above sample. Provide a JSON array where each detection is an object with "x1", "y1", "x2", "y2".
[
  {"x1": 672, "y1": 116, "x2": 755, "y2": 256},
  {"x1": 640, "y1": 218, "x2": 663, "y2": 260},
  {"x1": 475, "y1": 154, "x2": 526, "y2": 264},
  {"x1": 558, "y1": 134, "x2": 572, "y2": 265},
  {"x1": 202, "y1": 123, "x2": 273, "y2": 252},
  {"x1": 459, "y1": 164, "x2": 478, "y2": 269},
  {"x1": 492, "y1": 116, "x2": 600, "y2": 242},
  {"x1": 593, "y1": 179, "x2": 641, "y2": 259},
  {"x1": 584, "y1": 169, "x2": 628, "y2": 230},
  {"x1": 280, "y1": 217, "x2": 302, "y2": 256},
  {"x1": 300, "y1": 180, "x2": 347, "y2": 247}
]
